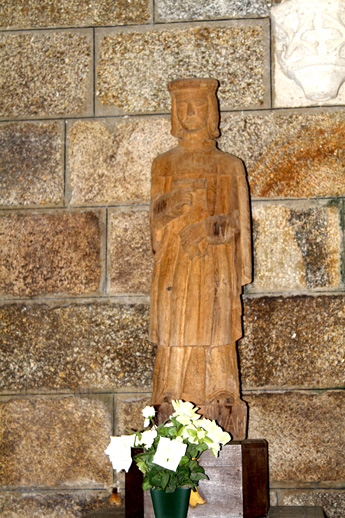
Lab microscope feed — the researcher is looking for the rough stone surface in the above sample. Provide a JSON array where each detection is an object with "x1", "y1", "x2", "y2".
[
  {"x1": 67, "y1": 118, "x2": 174, "y2": 205},
  {"x1": 0, "y1": 122, "x2": 64, "y2": 208},
  {"x1": 251, "y1": 203, "x2": 342, "y2": 291},
  {"x1": 0, "y1": 211, "x2": 102, "y2": 297},
  {"x1": 239, "y1": 295, "x2": 345, "y2": 389},
  {"x1": 0, "y1": 491, "x2": 115, "y2": 518},
  {"x1": 0, "y1": 397, "x2": 112, "y2": 488},
  {"x1": 0, "y1": 303, "x2": 154, "y2": 391},
  {"x1": 278, "y1": 490, "x2": 345, "y2": 518},
  {"x1": 156, "y1": 0, "x2": 273, "y2": 21},
  {"x1": 246, "y1": 391, "x2": 345, "y2": 483},
  {"x1": 109, "y1": 209, "x2": 152, "y2": 294},
  {"x1": 0, "y1": 0, "x2": 151, "y2": 29},
  {"x1": 270, "y1": 491, "x2": 278, "y2": 507},
  {"x1": 0, "y1": 31, "x2": 92, "y2": 119},
  {"x1": 115, "y1": 394, "x2": 151, "y2": 435},
  {"x1": 219, "y1": 110, "x2": 345, "y2": 198},
  {"x1": 96, "y1": 21, "x2": 269, "y2": 114}
]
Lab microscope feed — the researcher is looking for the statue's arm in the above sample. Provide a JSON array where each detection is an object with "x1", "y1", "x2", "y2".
[
  {"x1": 150, "y1": 158, "x2": 192, "y2": 230},
  {"x1": 179, "y1": 214, "x2": 237, "y2": 258},
  {"x1": 204, "y1": 213, "x2": 240, "y2": 244},
  {"x1": 150, "y1": 158, "x2": 193, "y2": 255},
  {"x1": 152, "y1": 190, "x2": 192, "y2": 227},
  {"x1": 238, "y1": 167, "x2": 252, "y2": 286}
]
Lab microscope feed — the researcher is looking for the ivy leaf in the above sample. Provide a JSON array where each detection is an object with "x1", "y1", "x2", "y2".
[
  {"x1": 191, "y1": 472, "x2": 209, "y2": 481},
  {"x1": 136, "y1": 458, "x2": 148, "y2": 473},
  {"x1": 142, "y1": 478, "x2": 152, "y2": 490},
  {"x1": 166, "y1": 478, "x2": 177, "y2": 493},
  {"x1": 179, "y1": 455, "x2": 189, "y2": 466}
]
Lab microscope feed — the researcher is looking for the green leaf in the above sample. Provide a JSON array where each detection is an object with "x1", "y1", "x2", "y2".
[
  {"x1": 190, "y1": 472, "x2": 208, "y2": 481},
  {"x1": 142, "y1": 478, "x2": 152, "y2": 490},
  {"x1": 188, "y1": 460, "x2": 198, "y2": 470},
  {"x1": 179, "y1": 455, "x2": 189, "y2": 466},
  {"x1": 136, "y1": 459, "x2": 148, "y2": 474},
  {"x1": 166, "y1": 479, "x2": 177, "y2": 493}
]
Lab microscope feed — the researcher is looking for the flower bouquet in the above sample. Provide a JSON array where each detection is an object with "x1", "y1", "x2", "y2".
[{"x1": 105, "y1": 400, "x2": 231, "y2": 517}]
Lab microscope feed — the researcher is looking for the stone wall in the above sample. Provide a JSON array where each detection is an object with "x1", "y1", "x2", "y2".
[{"x1": 0, "y1": 1, "x2": 344, "y2": 517}]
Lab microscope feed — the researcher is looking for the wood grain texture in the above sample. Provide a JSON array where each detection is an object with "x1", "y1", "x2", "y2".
[
  {"x1": 149, "y1": 79, "x2": 252, "y2": 438},
  {"x1": 143, "y1": 440, "x2": 268, "y2": 518}
]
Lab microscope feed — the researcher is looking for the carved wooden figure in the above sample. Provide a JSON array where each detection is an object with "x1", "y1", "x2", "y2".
[{"x1": 149, "y1": 78, "x2": 252, "y2": 439}]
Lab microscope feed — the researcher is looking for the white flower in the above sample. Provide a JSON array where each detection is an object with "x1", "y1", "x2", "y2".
[
  {"x1": 139, "y1": 429, "x2": 157, "y2": 448},
  {"x1": 197, "y1": 429, "x2": 207, "y2": 440},
  {"x1": 181, "y1": 423, "x2": 198, "y2": 444},
  {"x1": 104, "y1": 435, "x2": 136, "y2": 472},
  {"x1": 180, "y1": 422, "x2": 208, "y2": 444},
  {"x1": 199, "y1": 419, "x2": 231, "y2": 457},
  {"x1": 171, "y1": 400, "x2": 201, "y2": 425},
  {"x1": 142, "y1": 405, "x2": 156, "y2": 427},
  {"x1": 152, "y1": 437, "x2": 187, "y2": 472}
]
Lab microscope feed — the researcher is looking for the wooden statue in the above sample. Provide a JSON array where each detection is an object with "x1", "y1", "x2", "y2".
[{"x1": 149, "y1": 78, "x2": 252, "y2": 439}]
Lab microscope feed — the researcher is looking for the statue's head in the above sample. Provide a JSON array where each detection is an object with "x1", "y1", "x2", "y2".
[{"x1": 168, "y1": 78, "x2": 220, "y2": 139}]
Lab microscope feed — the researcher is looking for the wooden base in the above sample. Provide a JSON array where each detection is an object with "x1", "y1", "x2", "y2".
[
  {"x1": 143, "y1": 440, "x2": 269, "y2": 518},
  {"x1": 268, "y1": 508, "x2": 324, "y2": 518},
  {"x1": 83, "y1": 506, "x2": 325, "y2": 518}
]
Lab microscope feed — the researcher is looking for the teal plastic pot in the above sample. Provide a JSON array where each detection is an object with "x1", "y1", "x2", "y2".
[{"x1": 150, "y1": 487, "x2": 191, "y2": 518}]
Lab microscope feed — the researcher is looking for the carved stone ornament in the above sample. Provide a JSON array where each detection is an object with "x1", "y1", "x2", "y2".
[
  {"x1": 149, "y1": 78, "x2": 252, "y2": 439},
  {"x1": 271, "y1": 0, "x2": 345, "y2": 103}
]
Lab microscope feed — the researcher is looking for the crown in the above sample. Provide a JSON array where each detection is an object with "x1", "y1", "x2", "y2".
[{"x1": 168, "y1": 78, "x2": 219, "y2": 94}]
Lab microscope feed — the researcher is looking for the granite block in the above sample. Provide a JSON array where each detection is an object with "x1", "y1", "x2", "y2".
[
  {"x1": 218, "y1": 110, "x2": 345, "y2": 198},
  {"x1": 0, "y1": 30, "x2": 92, "y2": 119},
  {"x1": 0, "y1": 303, "x2": 154, "y2": 392},
  {"x1": 96, "y1": 21, "x2": 269, "y2": 115},
  {"x1": 0, "y1": 121, "x2": 64, "y2": 208},
  {"x1": 156, "y1": 0, "x2": 272, "y2": 22},
  {"x1": 0, "y1": 0, "x2": 151, "y2": 29},
  {"x1": 251, "y1": 202, "x2": 342, "y2": 292},
  {"x1": 115, "y1": 394, "x2": 151, "y2": 435},
  {"x1": 108, "y1": 208, "x2": 152, "y2": 295},
  {"x1": 67, "y1": 118, "x2": 174, "y2": 205},
  {"x1": 0, "y1": 396, "x2": 112, "y2": 488},
  {"x1": 0, "y1": 491, "x2": 115, "y2": 518},
  {"x1": 278, "y1": 490, "x2": 345, "y2": 518},
  {"x1": 270, "y1": 491, "x2": 278, "y2": 507},
  {"x1": 246, "y1": 391, "x2": 345, "y2": 483},
  {"x1": 239, "y1": 295, "x2": 345, "y2": 389},
  {"x1": 0, "y1": 211, "x2": 103, "y2": 297}
]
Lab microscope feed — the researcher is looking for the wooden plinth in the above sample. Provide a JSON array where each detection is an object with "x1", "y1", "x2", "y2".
[
  {"x1": 83, "y1": 506, "x2": 325, "y2": 518},
  {"x1": 143, "y1": 440, "x2": 269, "y2": 518},
  {"x1": 268, "y1": 508, "x2": 324, "y2": 518}
]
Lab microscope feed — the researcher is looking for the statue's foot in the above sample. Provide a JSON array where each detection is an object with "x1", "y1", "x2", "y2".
[
  {"x1": 153, "y1": 401, "x2": 173, "y2": 424},
  {"x1": 200, "y1": 395, "x2": 248, "y2": 440},
  {"x1": 154, "y1": 395, "x2": 247, "y2": 440}
]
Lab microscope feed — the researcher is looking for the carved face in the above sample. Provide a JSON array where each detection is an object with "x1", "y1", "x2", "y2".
[{"x1": 175, "y1": 91, "x2": 209, "y2": 133}]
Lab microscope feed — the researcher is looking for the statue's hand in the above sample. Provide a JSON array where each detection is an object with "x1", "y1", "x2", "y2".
[
  {"x1": 179, "y1": 222, "x2": 206, "y2": 258},
  {"x1": 169, "y1": 190, "x2": 193, "y2": 212},
  {"x1": 205, "y1": 214, "x2": 239, "y2": 244},
  {"x1": 153, "y1": 191, "x2": 192, "y2": 221}
]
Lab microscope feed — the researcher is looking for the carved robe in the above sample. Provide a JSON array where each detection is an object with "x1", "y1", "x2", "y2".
[{"x1": 149, "y1": 139, "x2": 252, "y2": 405}]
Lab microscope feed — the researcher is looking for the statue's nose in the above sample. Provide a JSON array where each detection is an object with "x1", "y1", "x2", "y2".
[{"x1": 187, "y1": 102, "x2": 195, "y2": 115}]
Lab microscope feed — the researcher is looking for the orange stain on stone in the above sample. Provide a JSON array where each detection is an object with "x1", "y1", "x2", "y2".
[{"x1": 250, "y1": 122, "x2": 345, "y2": 197}]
